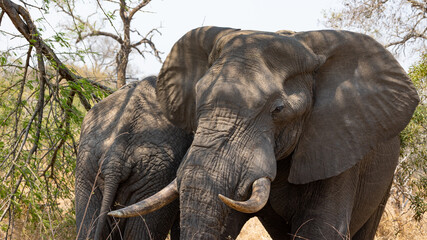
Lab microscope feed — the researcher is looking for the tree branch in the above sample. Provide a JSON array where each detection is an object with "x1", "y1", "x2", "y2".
[
  {"x1": 85, "y1": 78, "x2": 115, "y2": 93},
  {"x1": 385, "y1": 15, "x2": 427, "y2": 48},
  {"x1": 119, "y1": 0, "x2": 127, "y2": 22},
  {"x1": 407, "y1": 0, "x2": 427, "y2": 12},
  {"x1": 128, "y1": 0, "x2": 151, "y2": 20},
  {"x1": 132, "y1": 38, "x2": 162, "y2": 62},
  {"x1": 1, "y1": 0, "x2": 115, "y2": 111},
  {"x1": 94, "y1": 0, "x2": 120, "y2": 36},
  {"x1": 77, "y1": 30, "x2": 123, "y2": 44},
  {"x1": 131, "y1": 27, "x2": 162, "y2": 62},
  {"x1": 41, "y1": 88, "x2": 75, "y2": 178},
  {"x1": 26, "y1": 46, "x2": 47, "y2": 160},
  {"x1": 0, "y1": 10, "x2": 5, "y2": 25}
]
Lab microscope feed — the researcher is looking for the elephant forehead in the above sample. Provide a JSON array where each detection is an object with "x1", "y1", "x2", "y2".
[
  {"x1": 195, "y1": 66, "x2": 280, "y2": 112},
  {"x1": 212, "y1": 30, "x2": 319, "y2": 76},
  {"x1": 213, "y1": 30, "x2": 279, "y2": 50}
]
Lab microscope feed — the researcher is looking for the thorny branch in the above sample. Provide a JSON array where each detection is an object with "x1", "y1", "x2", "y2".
[
  {"x1": 1, "y1": 0, "x2": 114, "y2": 103},
  {"x1": 41, "y1": 88, "x2": 76, "y2": 178},
  {"x1": 0, "y1": 46, "x2": 32, "y2": 229}
]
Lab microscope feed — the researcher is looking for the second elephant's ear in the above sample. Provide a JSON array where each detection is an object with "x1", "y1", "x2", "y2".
[
  {"x1": 288, "y1": 30, "x2": 419, "y2": 184},
  {"x1": 156, "y1": 26, "x2": 239, "y2": 132}
]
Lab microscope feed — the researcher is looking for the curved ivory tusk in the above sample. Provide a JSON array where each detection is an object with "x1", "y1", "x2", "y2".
[
  {"x1": 108, "y1": 179, "x2": 178, "y2": 218},
  {"x1": 218, "y1": 177, "x2": 271, "y2": 214}
]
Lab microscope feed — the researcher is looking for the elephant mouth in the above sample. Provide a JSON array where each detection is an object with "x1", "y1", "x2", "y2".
[{"x1": 107, "y1": 177, "x2": 271, "y2": 217}]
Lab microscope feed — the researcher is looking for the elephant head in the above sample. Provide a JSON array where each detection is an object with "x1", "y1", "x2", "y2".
[{"x1": 109, "y1": 27, "x2": 419, "y2": 239}]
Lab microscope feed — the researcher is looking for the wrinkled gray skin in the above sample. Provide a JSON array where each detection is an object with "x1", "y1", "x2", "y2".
[
  {"x1": 75, "y1": 77, "x2": 192, "y2": 240},
  {"x1": 148, "y1": 27, "x2": 419, "y2": 239}
]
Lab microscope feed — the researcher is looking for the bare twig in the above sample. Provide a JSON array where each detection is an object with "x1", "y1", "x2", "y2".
[
  {"x1": 18, "y1": 0, "x2": 44, "y2": 10},
  {"x1": 407, "y1": 0, "x2": 427, "y2": 12},
  {"x1": 12, "y1": 45, "x2": 32, "y2": 160},
  {"x1": 77, "y1": 30, "x2": 124, "y2": 44},
  {"x1": 128, "y1": 0, "x2": 151, "y2": 20},
  {"x1": 322, "y1": 0, "x2": 427, "y2": 54},
  {"x1": 55, "y1": 0, "x2": 160, "y2": 88},
  {"x1": 0, "y1": 10, "x2": 5, "y2": 25},
  {"x1": 95, "y1": 0, "x2": 120, "y2": 36}
]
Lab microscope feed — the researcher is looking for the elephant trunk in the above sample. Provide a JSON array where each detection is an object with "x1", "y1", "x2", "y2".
[
  {"x1": 177, "y1": 127, "x2": 277, "y2": 239},
  {"x1": 94, "y1": 181, "x2": 119, "y2": 240},
  {"x1": 178, "y1": 165, "x2": 231, "y2": 239}
]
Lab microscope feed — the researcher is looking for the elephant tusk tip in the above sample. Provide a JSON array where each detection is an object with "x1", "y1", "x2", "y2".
[
  {"x1": 218, "y1": 194, "x2": 230, "y2": 203},
  {"x1": 107, "y1": 210, "x2": 123, "y2": 218},
  {"x1": 104, "y1": 179, "x2": 178, "y2": 218},
  {"x1": 218, "y1": 193, "x2": 239, "y2": 209},
  {"x1": 218, "y1": 177, "x2": 271, "y2": 213}
]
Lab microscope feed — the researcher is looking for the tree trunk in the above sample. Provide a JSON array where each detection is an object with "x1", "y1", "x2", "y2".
[
  {"x1": 116, "y1": 47, "x2": 129, "y2": 89},
  {"x1": 116, "y1": 15, "x2": 131, "y2": 89}
]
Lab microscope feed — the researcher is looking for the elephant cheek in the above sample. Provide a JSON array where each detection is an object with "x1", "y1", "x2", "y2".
[
  {"x1": 248, "y1": 141, "x2": 277, "y2": 182},
  {"x1": 274, "y1": 119, "x2": 306, "y2": 160}
]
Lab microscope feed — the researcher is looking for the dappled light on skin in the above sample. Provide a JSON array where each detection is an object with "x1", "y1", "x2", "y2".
[
  {"x1": 75, "y1": 78, "x2": 192, "y2": 240},
  {"x1": 108, "y1": 26, "x2": 418, "y2": 239}
]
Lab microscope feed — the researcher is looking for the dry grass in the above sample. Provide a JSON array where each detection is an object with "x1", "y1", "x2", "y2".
[
  {"x1": 375, "y1": 201, "x2": 427, "y2": 239},
  {"x1": 0, "y1": 199, "x2": 76, "y2": 240}
]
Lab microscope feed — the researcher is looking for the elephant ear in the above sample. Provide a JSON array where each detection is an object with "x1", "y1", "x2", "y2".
[
  {"x1": 288, "y1": 30, "x2": 419, "y2": 184},
  {"x1": 157, "y1": 26, "x2": 239, "y2": 132}
]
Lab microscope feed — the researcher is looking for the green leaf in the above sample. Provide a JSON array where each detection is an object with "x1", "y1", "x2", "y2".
[{"x1": 0, "y1": 56, "x2": 6, "y2": 66}]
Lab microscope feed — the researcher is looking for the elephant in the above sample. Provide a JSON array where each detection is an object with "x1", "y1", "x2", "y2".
[
  {"x1": 108, "y1": 27, "x2": 419, "y2": 239},
  {"x1": 75, "y1": 76, "x2": 193, "y2": 240}
]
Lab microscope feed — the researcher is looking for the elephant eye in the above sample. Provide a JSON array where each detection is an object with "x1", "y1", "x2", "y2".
[
  {"x1": 271, "y1": 99, "x2": 285, "y2": 116},
  {"x1": 271, "y1": 99, "x2": 287, "y2": 122},
  {"x1": 272, "y1": 105, "x2": 284, "y2": 114}
]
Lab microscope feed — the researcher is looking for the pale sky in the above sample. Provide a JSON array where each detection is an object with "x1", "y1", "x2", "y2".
[
  {"x1": 6, "y1": 0, "x2": 389, "y2": 78},
  {"x1": 136, "y1": 0, "x2": 341, "y2": 76}
]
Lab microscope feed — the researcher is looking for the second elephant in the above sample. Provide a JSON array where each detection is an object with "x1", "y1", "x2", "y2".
[{"x1": 75, "y1": 77, "x2": 192, "y2": 240}]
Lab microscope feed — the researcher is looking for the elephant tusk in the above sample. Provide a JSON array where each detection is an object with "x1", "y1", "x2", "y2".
[
  {"x1": 108, "y1": 179, "x2": 178, "y2": 218},
  {"x1": 218, "y1": 177, "x2": 271, "y2": 214}
]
